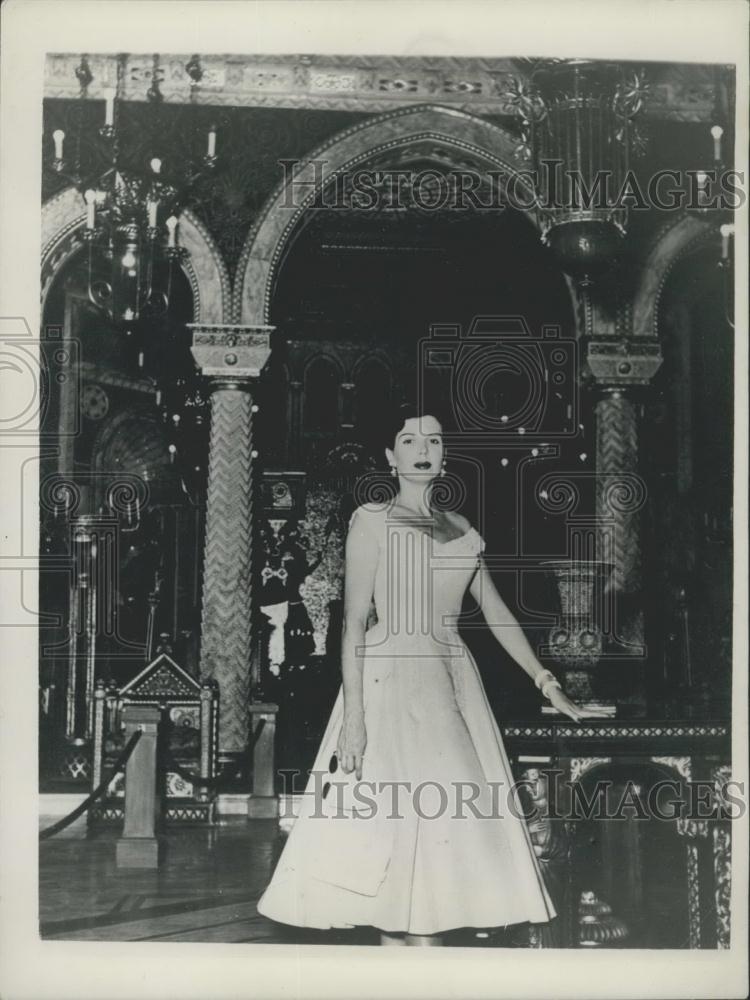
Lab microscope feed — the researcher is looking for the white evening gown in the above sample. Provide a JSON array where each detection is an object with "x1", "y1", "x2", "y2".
[{"x1": 256, "y1": 503, "x2": 556, "y2": 935}]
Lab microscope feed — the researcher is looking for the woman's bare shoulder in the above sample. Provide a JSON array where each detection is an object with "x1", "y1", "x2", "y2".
[
  {"x1": 348, "y1": 502, "x2": 390, "y2": 536},
  {"x1": 350, "y1": 500, "x2": 390, "y2": 520},
  {"x1": 444, "y1": 510, "x2": 473, "y2": 534}
]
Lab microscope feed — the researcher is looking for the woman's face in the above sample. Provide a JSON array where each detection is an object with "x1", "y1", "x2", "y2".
[{"x1": 385, "y1": 415, "x2": 444, "y2": 482}]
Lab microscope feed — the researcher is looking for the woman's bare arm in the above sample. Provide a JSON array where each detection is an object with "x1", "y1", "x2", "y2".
[
  {"x1": 469, "y1": 555, "x2": 612, "y2": 720},
  {"x1": 469, "y1": 559, "x2": 545, "y2": 683},
  {"x1": 444, "y1": 512, "x2": 540, "y2": 676},
  {"x1": 337, "y1": 510, "x2": 379, "y2": 777}
]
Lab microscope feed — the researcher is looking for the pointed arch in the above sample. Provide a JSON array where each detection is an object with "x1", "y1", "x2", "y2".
[
  {"x1": 234, "y1": 104, "x2": 538, "y2": 326},
  {"x1": 631, "y1": 214, "x2": 716, "y2": 339}
]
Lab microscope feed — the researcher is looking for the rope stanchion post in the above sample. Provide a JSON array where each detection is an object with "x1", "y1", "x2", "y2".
[
  {"x1": 247, "y1": 702, "x2": 279, "y2": 819},
  {"x1": 116, "y1": 704, "x2": 162, "y2": 869},
  {"x1": 39, "y1": 730, "x2": 142, "y2": 841},
  {"x1": 198, "y1": 681, "x2": 214, "y2": 804},
  {"x1": 92, "y1": 679, "x2": 106, "y2": 788}
]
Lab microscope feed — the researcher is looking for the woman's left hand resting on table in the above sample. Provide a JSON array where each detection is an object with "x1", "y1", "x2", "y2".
[{"x1": 545, "y1": 684, "x2": 613, "y2": 721}]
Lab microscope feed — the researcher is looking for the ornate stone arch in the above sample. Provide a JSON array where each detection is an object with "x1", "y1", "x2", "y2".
[
  {"x1": 631, "y1": 214, "x2": 717, "y2": 339},
  {"x1": 234, "y1": 104, "x2": 540, "y2": 326},
  {"x1": 40, "y1": 186, "x2": 231, "y2": 323}
]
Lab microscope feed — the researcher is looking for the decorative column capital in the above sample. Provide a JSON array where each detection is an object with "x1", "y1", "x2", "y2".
[
  {"x1": 188, "y1": 324, "x2": 274, "y2": 381},
  {"x1": 585, "y1": 337, "x2": 663, "y2": 388}
]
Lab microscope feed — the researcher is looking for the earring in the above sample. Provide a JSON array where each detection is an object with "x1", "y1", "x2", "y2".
[
  {"x1": 440, "y1": 460, "x2": 446, "y2": 477},
  {"x1": 390, "y1": 465, "x2": 398, "y2": 478}
]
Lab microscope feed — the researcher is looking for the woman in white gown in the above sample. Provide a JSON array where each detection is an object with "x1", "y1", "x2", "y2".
[{"x1": 257, "y1": 407, "x2": 607, "y2": 945}]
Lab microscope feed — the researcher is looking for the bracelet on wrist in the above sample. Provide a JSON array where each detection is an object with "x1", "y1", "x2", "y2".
[
  {"x1": 541, "y1": 678, "x2": 562, "y2": 700},
  {"x1": 534, "y1": 668, "x2": 556, "y2": 692}
]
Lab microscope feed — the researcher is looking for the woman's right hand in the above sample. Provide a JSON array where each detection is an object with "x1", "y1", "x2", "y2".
[{"x1": 336, "y1": 710, "x2": 367, "y2": 780}]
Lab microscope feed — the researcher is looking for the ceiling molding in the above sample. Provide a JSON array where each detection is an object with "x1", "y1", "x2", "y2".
[{"x1": 44, "y1": 53, "x2": 722, "y2": 121}]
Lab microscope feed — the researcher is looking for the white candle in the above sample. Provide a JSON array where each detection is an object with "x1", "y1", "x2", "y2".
[
  {"x1": 104, "y1": 88, "x2": 115, "y2": 127},
  {"x1": 84, "y1": 189, "x2": 96, "y2": 229},
  {"x1": 138, "y1": 351, "x2": 144, "y2": 369},
  {"x1": 166, "y1": 215, "x2": 178, "y2": 248},
  {"x1": 696, "y1": 170, "x2": 709, "y2": 207},
  {"x1": 53, "y1": 129, "x2": 65, "y2": 160},
  {"x1": 710, "y1": 125, "x2": 723, "y2": 163},
  {"x1": 147, "y1": 199, "x2": 158, "y2": 228},
  {"x1": 207, "y1": 126, "x2": 217, "y2": 158}
]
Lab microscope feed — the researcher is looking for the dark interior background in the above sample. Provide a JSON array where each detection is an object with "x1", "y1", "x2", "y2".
[{"x1": 39, "y1": 88, "x2": 734, "y2": 783}]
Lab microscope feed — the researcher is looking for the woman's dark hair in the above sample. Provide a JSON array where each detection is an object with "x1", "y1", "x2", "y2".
[{"x1": 382, "y1": 400, "x2": 449, "y2": 450}]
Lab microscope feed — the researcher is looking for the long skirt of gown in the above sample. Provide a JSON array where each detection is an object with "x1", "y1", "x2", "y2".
[{"x1": 256, "y1": 622, "x2": 557, "y2": 935}]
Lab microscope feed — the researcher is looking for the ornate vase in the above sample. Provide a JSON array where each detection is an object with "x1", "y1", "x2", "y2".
[{"x1": 541, "y1": 558, "x2": 616, "y2": 715}]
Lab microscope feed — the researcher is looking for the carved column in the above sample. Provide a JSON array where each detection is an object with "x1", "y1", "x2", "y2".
[
  {"x1": 190, "y1": 324, "x2": 273, "y2": 759},
  {"x1": 586, "y1": 339, "x2": 662, "y2": 661},
  {"x1": 596, "y1": 391, "x2": 640, "y2": 591}
]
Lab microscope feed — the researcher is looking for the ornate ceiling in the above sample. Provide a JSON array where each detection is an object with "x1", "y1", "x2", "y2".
[
  {"x1": 42, "y1": 55, "x2": 735, "y2": 290},
  {"x1": 44, "y1": 53, "x2": 729, "y2": 120}
]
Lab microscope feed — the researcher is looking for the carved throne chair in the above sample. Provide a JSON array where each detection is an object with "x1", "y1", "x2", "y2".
[{"x1": 89, "y1": 651, "x2": 219, "y2": 824}]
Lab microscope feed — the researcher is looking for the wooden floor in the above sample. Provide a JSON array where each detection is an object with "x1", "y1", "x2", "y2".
[{"x1": 39, "y1": 816, "x2": 523, "y2": 946}]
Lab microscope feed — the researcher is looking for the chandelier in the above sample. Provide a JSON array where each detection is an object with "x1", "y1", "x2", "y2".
[
  {"x1": 504, "y1": 59, "x2": 648, "y2": 283},
  {"x1": 46, "y1": 54, "x2": 218, "y2": 327}
]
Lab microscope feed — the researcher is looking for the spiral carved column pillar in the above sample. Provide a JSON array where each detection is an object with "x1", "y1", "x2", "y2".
[
  {"x1": 190, "y1": 324, "x2": 273, "y2": 756},
  {"x1": 595, "y1": 389, "x2": 641, "y2": 594},
  {"x1": 586, "y1": 338, "x2": 662, "y2": 667}
]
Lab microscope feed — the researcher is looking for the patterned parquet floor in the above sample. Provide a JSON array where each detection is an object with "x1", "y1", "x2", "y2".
[{"x1": 39, "y1": 816, "x2": 517, "y2": 946}]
